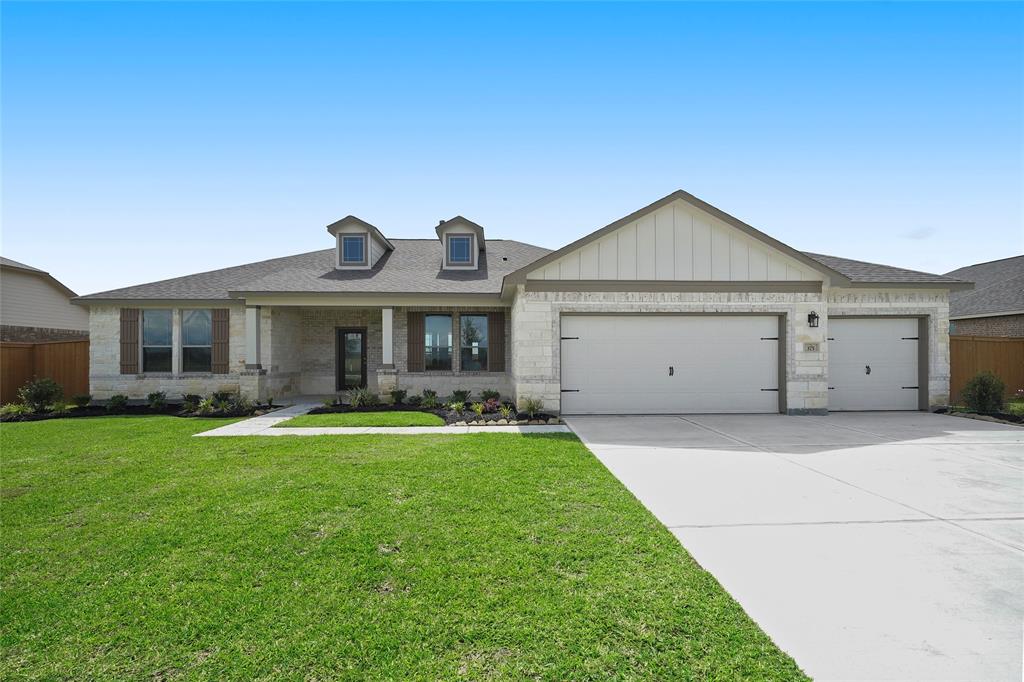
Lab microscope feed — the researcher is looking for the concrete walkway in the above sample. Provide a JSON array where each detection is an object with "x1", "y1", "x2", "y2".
[
  {"x1": 194, "y1": 403, "x2": 570, "y2": 436},
  {"x1": 566, "y1": 412, "x2": 1024, "y2": 681}
]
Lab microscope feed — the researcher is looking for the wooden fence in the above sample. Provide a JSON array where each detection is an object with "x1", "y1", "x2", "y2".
[
  {"x1": 0, "y1": 340, "x2": 89, "y2": 405},
  {"x1": 950, "y1": 335, "x2": 1024, "y2": 402}
]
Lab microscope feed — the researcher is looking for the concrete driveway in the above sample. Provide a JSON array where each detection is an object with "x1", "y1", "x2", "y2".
[{"x1": 565, "y1": 412, "x2": 1024, "y2": 681}]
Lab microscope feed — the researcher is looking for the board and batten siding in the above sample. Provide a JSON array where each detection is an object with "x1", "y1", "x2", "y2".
[{"x1": 527, "y1": 199, "x2": 820, "y2": 283}]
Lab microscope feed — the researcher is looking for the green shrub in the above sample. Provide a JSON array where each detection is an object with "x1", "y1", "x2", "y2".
[
  {"x1": 213, "y1": 397, "x2": 231, "y2": 412},
  {"x1": 106, "y1": 394, "x2": 129, "y2": 413},
  {"x1": 266, "y1": 395, "x2": 275, "y2": 408},
  {"x1": 470, "y1": 402, "x2": 485, "y2": 417},
  {"x1": 182, "y1": 394, "x2": 202, "y2": 412},
  {"x1": 147, "y1": 391, "x2": 167, "y2": 410},
  {"x1": 480, "y1": 389, "x2": 500, "y2": 402},
  {"x1": 498, "y1": 404, "x2": 514, "y2": 420},
  {"x1": 323, "y1": 396, "x2": 337, "y2": 408},
  {"x1": 518, "y1": 396, "x2": 544, "y2": 419},
  {"x1": 389, "y1": 389, "x2": 408, "y2": 405},
  {"x1": 346, "y1": 387, "x2": 380, "y2": 408},
  {"x1": 448, "y1": 401, "x2": 465, "y2": 413},
  {"x1": 960, "y1": 371, "x2": 1005, "y2": 413},
  {"x1": 229, "y1": 395, "x2": 254, "y2": 413},
  {"x1": 70, "y1": 394, "x2": 92, "y2": 408},
  {"x1": 406, "y1": 394, "x2": 423, "y2": 407},
  {"x1": 17, "y1": 377, "x2": 63, "y2": 413},
  {"x1": 196, "y1": 397, "x2": 216, "y2": 415},
  {"x1": 421, "y1": 390, "x2": 439, "y2": 408},
  {"x1": 449, "y1": 389, "x2": 472, "y2": 403},
  {"x1": 212, "y1": 391, "x2": 235, "y2": 403},
  {"x1": 1, "y1": 403, "x2": 33, "y2": 417}
]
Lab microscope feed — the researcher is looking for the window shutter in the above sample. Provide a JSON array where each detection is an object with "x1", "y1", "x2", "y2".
[
  {"x1": 211, "y1": 308, "x2": 230, "y2": 374},
  {"x1": 407, "y1": 312, "x2": 424, "y2": 372},
  {"x1": 120, "y1": 308, "x2": 139, "y2": 374},
  {"x1": 488, "y1": 311, "x2": 505, "y2": 372}
]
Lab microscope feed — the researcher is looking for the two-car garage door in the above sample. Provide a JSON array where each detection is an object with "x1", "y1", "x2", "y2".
[{"x1": 560, "y1": 315, "x2": 780, "y2": 414}]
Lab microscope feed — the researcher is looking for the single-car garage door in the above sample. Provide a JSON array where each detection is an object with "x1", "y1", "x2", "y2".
[
  {"x1": 828, "y1": 318, "x2": 920, "y2": 411},
  {"x1": 560, "y1": 315, "x2": 779, "y2": 414}
]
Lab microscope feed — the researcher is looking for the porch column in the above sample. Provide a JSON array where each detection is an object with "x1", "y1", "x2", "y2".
[
  {"x1": 381, "y1": 307, "x2": 394, "y2": 367},
  {"x1": 245, "y1": 306, "x2": 261, "y2": 369}
]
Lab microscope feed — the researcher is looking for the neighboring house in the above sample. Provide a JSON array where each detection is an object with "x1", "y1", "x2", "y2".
[
  {"x1": 1, "y1": 257, "x2": 89, "y2": 342},
  {"x1": 73, "y1": 190, "x2": 971, "y2": 414},
  {"x1": 945, "y1": 256, "x2": 1024, "y2": 337}
]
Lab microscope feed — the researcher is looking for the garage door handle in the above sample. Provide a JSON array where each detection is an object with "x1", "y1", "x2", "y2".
[
  {"x1": 865, "y1": 365, "x2": 871, "y2": 375},
  {"x1": 668, "y1": 366, "x2": 674, "y2": 376}
]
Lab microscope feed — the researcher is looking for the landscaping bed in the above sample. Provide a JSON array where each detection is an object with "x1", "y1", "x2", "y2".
[{"x1": 306, "y1": 403, "x2": 560, "y2": 426}]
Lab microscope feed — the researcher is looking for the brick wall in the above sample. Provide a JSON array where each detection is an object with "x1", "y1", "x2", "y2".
[
  {"x1": 950, "y1": 314, "x2": 1024, "y2": 338},
  {"x1": 0, "y1": 325, "x2": 88, "y2": 342}
]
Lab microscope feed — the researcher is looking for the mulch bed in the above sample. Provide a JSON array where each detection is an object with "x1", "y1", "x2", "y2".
[
  {"x1": 936, "y1": 407, "x2": 1024, "y2": 426},
  {"x1": 1, "y1": 404, "x2": 276, "y2": 423},
  {"x1": 308, "y1": 404, "x2": 560, "y2": 426}
]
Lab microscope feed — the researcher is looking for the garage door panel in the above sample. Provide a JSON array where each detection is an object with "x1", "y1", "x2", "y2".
[
  {"x1": 560, "y1": 315, "x2": 778, "y2": 414},
  {"x1": 829, "y1": 318, "x2": 919, "y2": 411}
]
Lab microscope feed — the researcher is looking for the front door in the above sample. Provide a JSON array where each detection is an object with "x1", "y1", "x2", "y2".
[{"x1": 336, "y1": 328, "x2": 367, "y2": 391}]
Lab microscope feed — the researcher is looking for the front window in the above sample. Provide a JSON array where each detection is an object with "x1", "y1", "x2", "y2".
[
  {"x1": 142, "y1": 310, "x2": 172, "y2": 372},
  {"x1": 181, "y1": 309, "x2": 212, "y2": 372},
  {"x1": 460, "y1": 314, "x2": 489, "y2": 371},
  {"x1": 424, "y1": 314, "x2": 452, "y2": 370},
  {"x1": 448, "y1": 235, "x2": 472, "y2": 264},
  {"x1": 342, "y1": 235, "x2": 366, "y2": 264}
]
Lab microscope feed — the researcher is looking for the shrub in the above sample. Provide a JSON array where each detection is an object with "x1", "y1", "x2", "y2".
[
  {"x1": 960, "y1": 371, "x2": 1005, "y2": 413},
  {"x1": 196, "y1": 397, "x2": 216, "y2": 415},
  {"x1": 406, "y1": 394, "x2": 423, "y2": 407},
  {"x1": 389, "y1": 388, "x2": 408, "y2": 405},
  {"x1": 17, "y1": 377, "x2": 63, "y2": 413},
  {"x1": 182, "y1": 394, "x2": 202, "y2": 412},
  {"x1": 448, "y1": 401, "x2": 465, "y2": 413},
  {"x1": 483, "y1": 398, "x2": 500, "y2": 413},
  {"x1": 470, "y1": 402, "x2": 486, "y2": 417},
  {"x1": 1, "y1": 403, "x2": 32, "y2": 417},
  {"x1": 449, "y1": 389, "x2": 471, "y2": 403},
  {"x1": 323, "y1": 396, "x2": 337, "y2": 408},
  {"x1": 106, "y1": 394, "x2": 129, "y2": 413},
  {"x1": 212, "y1": 391, "x2": 235, "y2": 403},
  {"x1": 70, "y1": 394, "x2": 92, "y2": 408},
  {"x1": 421, "y1": 391, "x2": 439, "y2": 409},
  {"x1": 498, "y1": 404, "x2": 514, "y2": 420},
  {"x1": 147, "y1": 391, "x2": 167, "y2": 410},
  {"x1": 266, "y1": 395, "x2": 275, "y2": 408},
  {"x1": 229, "y1": 395, "x2": 254, "y2": 413},
  {"x1": 518, "y1": 396, "x2": 544, "y2": 419},
  {"x1": 213, "y1": 397, "x2": 231, "y2": 412},
  {"x1": 347, "y1": 387, "x2": 380, "y2": 408},
  {"x1": 480, "y1": 389, "x2": 500, "y2": 402}
]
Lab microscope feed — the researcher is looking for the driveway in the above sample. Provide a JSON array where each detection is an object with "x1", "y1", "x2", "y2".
[{"x1": 565, "y1": 412, "x2": 1024, "y2": 681}]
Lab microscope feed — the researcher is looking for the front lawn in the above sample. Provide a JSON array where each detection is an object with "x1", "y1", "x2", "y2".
[
  {"x1": 275, "y1": 411, "x2": 446, "y2": 427},
  {"x1": 1, "y1": 417, "x2": 806, "y2": 680}
]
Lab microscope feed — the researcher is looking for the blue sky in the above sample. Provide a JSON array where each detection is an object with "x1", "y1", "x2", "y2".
[{"x1": 2, "y1": 1, "x2": 1021, "y2": 294}]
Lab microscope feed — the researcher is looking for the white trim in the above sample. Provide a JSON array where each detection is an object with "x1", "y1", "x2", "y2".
[
  {"x1": 950, "y1": 310, "x2": 1024, "y2": 320},
  {"x1": 237, "y1": 294, "x2": 503, "y2": 307},
  {"x1": 381, "y1": 307, "x2": 393, "y2": 365}
]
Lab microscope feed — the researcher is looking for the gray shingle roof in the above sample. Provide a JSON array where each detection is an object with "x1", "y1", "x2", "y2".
[
  {"x1": 0, "y1": 256, "x2": 45, "y2": 273},
  {"x1": 803, "y1": 253, "x2": 969, "y2": 286},
  {"x1": 945, "y1": 255, "x2": 1024, "y2": 318},
  {"x1": 77, "y1": 240, "x2": 552, "y2": 301}
]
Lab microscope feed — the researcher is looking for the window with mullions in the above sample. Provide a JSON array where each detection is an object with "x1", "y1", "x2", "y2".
[
  {"x1": 142, "y1": 310, "x2": 172, "y2": 372},
  {"x1": 342, "y1": 235, "x2": 366, "y2": 264},
  {"x1": 182, "y1": 309, "x2": 212, "y2": 372},
  {"x1": 448, "y1": 235, "x2": 472, "y2": 264}
]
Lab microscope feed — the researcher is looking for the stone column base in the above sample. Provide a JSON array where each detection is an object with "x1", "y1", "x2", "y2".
[{"x1": 376, "y1": 367, "x2": 398, "y2": 398}]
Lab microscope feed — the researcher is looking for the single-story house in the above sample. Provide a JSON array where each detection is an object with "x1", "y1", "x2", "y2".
[
  {"x1": 74, "y1": 190, "x2": 972, "y2": 414},
  {"x1": 945, "y1": 256, "x2": 1023, "y2": 337},
  {"x1": 1, "y1": 257, "x2": 89, "y2": 342}
]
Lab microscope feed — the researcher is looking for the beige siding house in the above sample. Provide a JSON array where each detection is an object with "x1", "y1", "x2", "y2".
[
  {"x1": 75, "y1": 190, "x2": 971, "y2": 413},
  {"x1": 1, "y1": 257, "x2": 89, "y2": 342}
]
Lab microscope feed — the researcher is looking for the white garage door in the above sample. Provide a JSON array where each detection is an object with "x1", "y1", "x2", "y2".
[
  {"x1": 828, "y1": 318, "x2": 920, "y2": 411},
  {"x1": 560, "y1": 315, "x2": 779, "y2": 414}
]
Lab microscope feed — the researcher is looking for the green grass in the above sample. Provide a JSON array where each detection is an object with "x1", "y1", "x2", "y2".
[
  {"x1": 1, "y1": 417, "x2": 806, "y2": 680},
  {"x1": 275, "y1": 411, "x2": 445, "y2": 427}
]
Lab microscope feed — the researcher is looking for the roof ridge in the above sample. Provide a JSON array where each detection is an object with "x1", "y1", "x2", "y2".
[{"x1": 946, "y1": 254, "x2": 1024, "y2": 273}]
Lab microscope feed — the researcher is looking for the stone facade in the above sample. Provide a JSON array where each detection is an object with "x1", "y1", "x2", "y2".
[
  {"x1": 950, "y1": 314, "x2": 1024, "y2": 338},
  {"x1": 87, "y1": 304, "x2": 246, "y2": 399},
  {"x1": 0, "y1": 325, "x2": 88, "y2": 343}
]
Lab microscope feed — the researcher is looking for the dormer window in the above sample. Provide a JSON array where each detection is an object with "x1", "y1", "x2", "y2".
[
  {"x1": 448, "y1": 235, "x2": 473, "y2": 265},
  {"x1": 341, "y1": 235, "x2": 367, "y2": 265}
]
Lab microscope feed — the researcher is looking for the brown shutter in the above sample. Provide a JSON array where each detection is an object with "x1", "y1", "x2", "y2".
[
  {"x1": 407, "y1": 312, "x2": 424, "y2": 372},
  {"x1": 488, "y1": 311, "x2": 505, "y2": 372},
  {"x1": 120, "y1": 308, "x2": 140, "y2": 374},
  {"x1": 211, "y1": 308, "x2": 230, "y2": 374}
]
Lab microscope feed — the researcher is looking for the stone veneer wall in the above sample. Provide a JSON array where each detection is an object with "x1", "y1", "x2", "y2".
[
  {"x1": 510, "y1": 286, "x2": 951, "y2": 414},
  {"x1": 87, "y1": 304, "x2": 246, "y2": 399},
  {"x1": 950, "y1": 314, "x2": 1024, "y2": 338}
]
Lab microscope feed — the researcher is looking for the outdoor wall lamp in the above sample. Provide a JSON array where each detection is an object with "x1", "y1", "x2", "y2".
[{"x1": 807, "y1": 311, "x2": 820, "y2": 328}]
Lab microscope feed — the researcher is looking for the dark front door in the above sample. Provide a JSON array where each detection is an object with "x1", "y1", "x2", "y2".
[{"x1": 336, "y1": 328, "x2": 367, "y2": 391}]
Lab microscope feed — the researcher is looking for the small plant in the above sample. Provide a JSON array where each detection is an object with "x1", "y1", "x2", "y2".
[
  {"x1": 1, "y1": 403, "x2": 33, "y2": 417},
  {"x1": 518, "y1": 396, "x2": 544, "y2": 419},
  {"x1": 70, "y1": 394, "x2": 92, "y2": 408},
  {"x1": 347, "y1": 387, "x2": 381, "y2": 408},
  {"x1": 448, "y1": 401, "x2": 465, "y2": 413},
  {"x1": 266, "y1": 395, "x2": 275, "y2": 408},
  {"x1": 959, "y1": 371, "x2": 1005, "y2": 413},
  {"x1": 196, "y1": 397, "x2": 216, "y2": 415},
  {"x1": 389, "y1": 389, "x2": 408, "y2": 405},
  {"x1": 498, "y1": 404, "x2": 514, "y2": 420},
  {"x1": 323, "y1": 396, "x2": 337, "y2": 408},
  {"x1": 212, "y1": 391, "x2": 235, "y2": 402},
  {"x1": 471, "y1": 402, "x2": 485, "y2": 417},
  {"x1": 213, "y1": 397, "x2": 231, "y2": 412},
  {"x1": 147, "y1": 391, "x2": 167, "y2": 410},
  {"x1": 182, "y1": 394, "x2": 202, "y2": 412},
  {"x1": 483, "y1": 398, "x2": 500, "y2": 413},
  {"x1": 449, "y1": 389, "x2": 471, "y2": 403},
  {"x1": 480, "y1": 389, "x2": 500, "y2": 402},
  {"x1": 229, "y1": 395, "x2": 254, "y2": 414},
  {"x1": 406, "y1": 394, "x2": 423, "y2": 407},
  {"x1": 421, "y1": 390, "x2": 439, "y2": 408},
  {"x1": 17, "y1": 377, "x2": 63, "y2": 413},
  {"x1": 106, "y1": 394, "x2": 129, "y2": 413}
]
